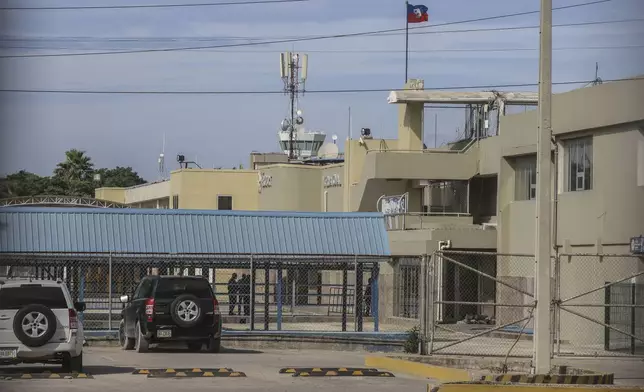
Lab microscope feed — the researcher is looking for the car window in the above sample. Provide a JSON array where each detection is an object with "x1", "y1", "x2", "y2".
[
  {"x1": 133, "y1": 279, "x2": 154, "y2": 299},
  {"x1": 0, "y1": 286, "x2": 68, "y2": 309},
  {"x1": 154, "y1": 278, "x2": 212, "y2": 299}
]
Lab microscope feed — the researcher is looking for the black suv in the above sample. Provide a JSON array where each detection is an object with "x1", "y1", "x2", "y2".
[{"x1": 118, "y1": 276, "x2": 222, "y2": 353}]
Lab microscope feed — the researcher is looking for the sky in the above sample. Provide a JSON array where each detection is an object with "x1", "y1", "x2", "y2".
[{"x1": 0, "y1": 0, "x2": 643, "y2": 180}]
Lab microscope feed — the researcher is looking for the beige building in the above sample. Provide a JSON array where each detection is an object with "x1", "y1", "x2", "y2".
[{"x1": 96, "y1": 77, "x2": 644, "y2": 349}]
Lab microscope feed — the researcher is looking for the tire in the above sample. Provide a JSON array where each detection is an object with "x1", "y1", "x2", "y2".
[
  {"x1": 186, "y1": 341, "x2": 203, "y2": 352},
  {"x1": 13, "y1": 304, "x2": 57, "y2": 348},
  {"x1": 206, "y1": 336, "x2": 221, "y2": 353},
  {"x1": 170, "y1": 294, "x2": 203, "y2": 328},
  {"x1": 62, "y1": 353, "x2": 83, "y2": 373},
  {"x1": 134, "y1": 321, "x2": 149, "y2": 353},
  {"x1": 118, "y1": 319, "x2": 135, "y2": 350}
]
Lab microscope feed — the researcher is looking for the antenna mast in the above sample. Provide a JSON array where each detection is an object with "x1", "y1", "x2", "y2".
[{"x1": 280, "y1": 52, "x2": 308, "y2": 160}]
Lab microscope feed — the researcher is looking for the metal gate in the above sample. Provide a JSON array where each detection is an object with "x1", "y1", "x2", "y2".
[
  {"x1": 554, "y1": 254, "x2": 644, "y2": 357},
  {"x1": 427, "y1": 250, "x2": 536, "y2": 357}
]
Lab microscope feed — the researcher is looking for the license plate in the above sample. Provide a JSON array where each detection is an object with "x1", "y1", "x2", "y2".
[
  {"x1": 0, "y1": 349, "x2": 17, "y2": 359},
  {"x1": 157, "y1": 329, "x2": 172, "y2": 338}
]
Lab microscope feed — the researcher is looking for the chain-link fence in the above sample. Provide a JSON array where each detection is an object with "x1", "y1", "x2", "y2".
[
  {"x1": 0, "y1": 252, "x2": 393, "y2": 333},
  {"x1": 554, "y1": 254, "x2": 644, "y2": 357},
  {"x1": 427, "y1": 250, "x2": 536, "y2": 358}
]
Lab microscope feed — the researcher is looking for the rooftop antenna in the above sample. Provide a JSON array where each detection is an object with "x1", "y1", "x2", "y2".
[
  {"x1": 280, "y1": 51, "x2": 308, "y2": 160},
  {"x1": 591, "y1": 62, "x2": 603, "y2": 86},
  {"x1": 158, "y1": 133, "x2": 166, "y2": 180}
]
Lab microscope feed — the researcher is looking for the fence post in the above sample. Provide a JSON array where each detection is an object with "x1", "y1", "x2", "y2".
[
  {"x1": 264, "y1": 263, "x2": 270, "y2": 331},
  {"x1": 276, "y1": 263, "x2": 283, "y2": 331},
  {"x1": 554, "y1": 254, "x2": 561, "y2": 356},
  {"x1": 250, "y1": 254, "x2": 255, "y2": 331},
  {"x1": 108, "y1": 253, "x2": 113, "y2": 331},
  {"x1": 342, "y1": 262, "x2": 348, "y2": 332},
  {"x1": 372, "y1": 262, "x2": 379, "y2": 332},
  {"x1": 79, "y1": 264, "x2": 85, "y2": 325},
  {"x1": 419, "y1": 254, "x2": 427, "y2": 354},
  {"x1": 631, "y1": 282, "x2": 636, "y2": 355},
  {"x1": 428, "y1": 253, "x2": 436, "y2": 355}
]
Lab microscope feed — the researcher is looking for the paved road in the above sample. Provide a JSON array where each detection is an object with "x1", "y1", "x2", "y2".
[{"x1": 0, "y1": 346, "x2": 433, "y2": 392}]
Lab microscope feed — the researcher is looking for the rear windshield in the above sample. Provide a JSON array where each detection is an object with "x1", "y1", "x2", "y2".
[
  {"x1": 0, "y1": 286, "x2": 68, "y2": 309},
  {"x1": 154, "y1": 278, "x2": 213, "y2": 300}
]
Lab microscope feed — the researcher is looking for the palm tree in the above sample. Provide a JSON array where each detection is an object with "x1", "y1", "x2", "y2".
[{"x1": 52, "y1": 149, "x2": 95, "y2": 196}]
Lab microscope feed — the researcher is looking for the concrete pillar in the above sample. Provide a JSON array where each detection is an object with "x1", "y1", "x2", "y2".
[{"x1": 397, "y1": 102, "x2": 424, "y2": 151}]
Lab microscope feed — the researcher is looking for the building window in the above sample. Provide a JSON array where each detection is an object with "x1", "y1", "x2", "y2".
[
  {"x1": 514, "y1": 155, "x2": 537, "y2": 201},
  {"x1": 172, "y1": 195, "x2": 179, "y2": 209},
  {"x1": 566, "y1": 137, "x2": 593, "y2": 192},
  {"x1": 218, "y1": 195, "x2": 233, "y2": 210}
]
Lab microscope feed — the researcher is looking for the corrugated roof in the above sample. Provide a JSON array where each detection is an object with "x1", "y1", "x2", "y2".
[{"x1": 0, "y1": 207, "x2": 390, "y2": 256}]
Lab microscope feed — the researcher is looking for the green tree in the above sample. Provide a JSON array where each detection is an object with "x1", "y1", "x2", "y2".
[
  {"x1": 95, "y1": 167, "x2": 146, "y2": 188},
  {"x1": 4, "y1": 171, "x2": 52, "y2": 197},
  {"x1": 52, "y1": 149, "x2": 95, "y2": 197}
]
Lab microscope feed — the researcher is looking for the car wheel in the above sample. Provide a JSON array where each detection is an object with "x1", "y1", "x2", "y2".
[
  {"x1": 206, "y1": 336, "x2": 221, "y2": 353},
  {"x1": 134, "y1": 321, "x2": 149, "y2": 353},
  {"x1": 12, "y1": 304, "x2": 57, "y2": 348},
  {"x1": 62, "y1": 353, "x2": 83, "y2": 373},
  {"x1": 186, "y1": 341, "x2": 203, "y2": 352},
  {"x1": 119, "y1": 319, "x2": 135, "y2": 350},
  {"x1": 170, "y1": 294, "x2": 203, "y2": 328}
]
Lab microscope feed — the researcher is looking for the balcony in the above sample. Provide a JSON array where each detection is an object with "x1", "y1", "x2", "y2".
[{"x1": 384, "y1": 212, "x2": 473, "y2": 231}]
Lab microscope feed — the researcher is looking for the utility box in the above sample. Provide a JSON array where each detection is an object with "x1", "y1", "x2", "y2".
[{"x1": 630, "y1": 236, "x2": 644, "y2": 254}]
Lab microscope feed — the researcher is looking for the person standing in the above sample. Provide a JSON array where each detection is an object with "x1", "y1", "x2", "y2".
[
  {"x1": 364, "y1": 277, "x2": 373, "y2": 317},
  {"x1": 227, "y1": 273, "x2": 238, "y2": 316}
]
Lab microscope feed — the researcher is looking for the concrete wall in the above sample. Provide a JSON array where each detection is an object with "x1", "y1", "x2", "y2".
[
  {"x1": 320, "y1": 165, "x2": 344, "y2": 212},
  {"x1": 258, "y1": 164, "x2": 322, "y2": 211},
  {"x1": 124, "y1": 180, "x2": 171, "y2": 204},
  {"x1": 94, "y1": 187, "x2": 126, "y2": 203},
  {"x1": 171, "y1": 169, "x2": 259, "y2": 210}
]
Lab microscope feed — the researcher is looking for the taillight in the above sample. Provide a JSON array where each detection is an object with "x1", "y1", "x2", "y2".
[
  {"x1": 213, "y1": 298, "x2": 220, "y2": 315},
  {"x1": 68, "y1": 309, "x2": 78, "y2": 330},
  {"x1": 145, "y1": 298, "x2": 155, "y2": 322}
]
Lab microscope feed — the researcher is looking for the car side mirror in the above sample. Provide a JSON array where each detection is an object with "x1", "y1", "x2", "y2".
[
  {"x1": 74, "y1": 302, "x2": 86, "y2": 312},
  {"x1": 120, "y1": 295, "x2": 130, "y2": 303}
]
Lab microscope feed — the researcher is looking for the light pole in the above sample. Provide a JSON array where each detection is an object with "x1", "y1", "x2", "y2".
[{"x1": 534, "y1": 0, "x2": 552, "y2": 374}]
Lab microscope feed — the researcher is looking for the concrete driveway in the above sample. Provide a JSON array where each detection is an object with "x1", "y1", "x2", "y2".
[{"x1": 0, "y1": 346, "x2": 433, "y2": 392}]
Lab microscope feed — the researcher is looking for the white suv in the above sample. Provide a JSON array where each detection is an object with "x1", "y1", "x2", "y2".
[{"x1": 0, "y1": 277, "x2": 85, "y2": 372}]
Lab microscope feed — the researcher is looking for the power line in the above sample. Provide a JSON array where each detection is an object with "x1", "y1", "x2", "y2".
[
  {"x1": 3, "y1": 44, "x2": 641, "y2": 53},
  {"x1": 1, "y1": 76, "x2": 640, "y2": 95},
  {"x1": 3, "y1": 17, "x2": 639, "y2": 44},
  {"x1": 0, "y1": 0, "x2": 308, "y2": 10},
  {"x1": 0, "y1": 0, "x2": 616, "y2": 59}
]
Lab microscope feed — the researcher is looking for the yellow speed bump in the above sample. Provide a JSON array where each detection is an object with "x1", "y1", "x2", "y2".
[
  {"x1": 293, "y1": 370, "x2": 395, "y2": 377},
  {"x1": 147, "y1": 371, "x2": 246, "y2": 378},
  {"x1": 132, "y1": 368, "x2": 233, "y2": 375},
  {"x1": 0, "y1": 373, "x2": 93, "y2": 380},
  {"x1": 279, "y1": 367, "x2": 378, "y2": 374},
  {"x1": 481, "y1": 374, "x2": 615, "y2": 385}
]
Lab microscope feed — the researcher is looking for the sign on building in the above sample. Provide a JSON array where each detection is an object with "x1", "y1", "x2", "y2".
[
  {"x1": 323, "y1": 173, "x2": 341, "y2": 188},
  {"x1": 258, "y1": 172, "x2": 272, "y2": 194},
  {"x1": 377, "y1": 193, "x2": 409, "y2": 230},
  {"x1": 378, "y1": 193, "x2": 408, "y2": 215}
]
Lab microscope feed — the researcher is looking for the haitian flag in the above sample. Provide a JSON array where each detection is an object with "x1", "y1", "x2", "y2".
[{"x1": 407, "y1": 3, "x2": 429, "y2": 23}]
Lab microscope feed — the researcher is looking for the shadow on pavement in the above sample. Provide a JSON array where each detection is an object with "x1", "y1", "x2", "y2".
[
  {"x1": 0, "y1": 365, "x2": 135, "y2": 375},
  {"x1": 150, "y1": 346, "x2": 263, "y2": 354}
]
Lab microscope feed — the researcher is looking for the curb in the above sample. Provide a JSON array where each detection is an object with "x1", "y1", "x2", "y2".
[
  {"x1": 428, "y1": 382, "x2": 644, "y2": 391},
  {"x1": 481, "y1": 374, "x2": 615, "y2": 385},
  {"x1": 364, "y1": 356, "x2": 471, "y2": 382}
]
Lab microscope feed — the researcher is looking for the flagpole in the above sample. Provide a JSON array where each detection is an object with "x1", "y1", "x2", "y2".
[{"x1": 404, "y1": 1, "x2": 409, "y2": 83}]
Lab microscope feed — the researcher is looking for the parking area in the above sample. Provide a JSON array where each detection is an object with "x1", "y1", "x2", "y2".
[{"x1": 0, "y1": 346, "x2": 433, "y2": 392}]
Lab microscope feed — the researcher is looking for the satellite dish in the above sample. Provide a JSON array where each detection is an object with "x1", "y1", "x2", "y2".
[
  {"x1": 317, "y1": 143, "x2": 339, "y2": 159},
  {"x1": 331, "y1": 134, "x2": 338, "y2": 144},
  {"x1": 296, "y1": 109, "x2": 303, "y2": 116},
  {"x1": 295, "y1": 116, "x2": 304, "y2": 125},
  {"x1": 280, "y1": 119, "x2": 291, "y2": 131}
]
